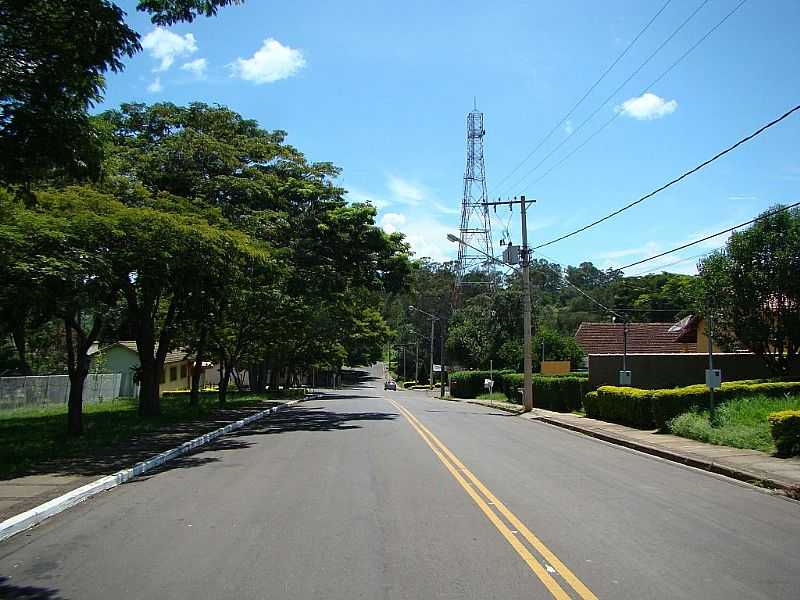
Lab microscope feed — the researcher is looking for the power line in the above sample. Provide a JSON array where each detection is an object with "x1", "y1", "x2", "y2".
[
  {"x1": 490, "y1": 0, "x2": 673, "y2": 196},
  {"x1": 614, "y1": 201, "x2": 800, "y2": 271},
  {"x1": 499, "y1": 0, "x2": 711, "y2": 197},
  {"x1": 626, "y1": 250, "x2": 711, "y2": 276},
  {"x1": 534, "y1": 102, "x2": 800, "y2": 250},
  {"x1": 531, "y1": 249, "x2": 625, "y2": 319},
  {"x1": 524, "y1": 0, "x2": 748, "y2": 190}
]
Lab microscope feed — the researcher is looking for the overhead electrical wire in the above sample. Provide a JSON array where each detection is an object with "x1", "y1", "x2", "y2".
[
  {"x1": 523, "y1": 0, "x2": 749, "y2": 190},
  {"x1": 534, "y1": 102, "x2": 800, "y2": 250},
  {"x1": 613, "y1": 201, "x2": 800, "y2": 271},
  {"x1": 497, "y1": 0, "x2": 712, "y2": 198},
  {"x1": 490, "y1": 0, "x2": 674, "y2": 196}
]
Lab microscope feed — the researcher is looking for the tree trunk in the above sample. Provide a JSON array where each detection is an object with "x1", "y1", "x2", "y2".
[
  {"x1": 268, "y1": 364, "x2": 281, "y2": 392},
  {"x1": 249, "y1": 360, "x2": 268, "y2": 393},
  {"x1": 189, "y1": 326, "x2": 208, "y2": 406},
  {"x1": 218, "y1": 357, "x2": 231, "y2": 405},
  {"x1": 138, "y1": 358, "x2": 161, "y2": 417},
  {"x1": 11, "y1": 321, "x2": 32, "y2": 376},
  {"x1": 67, "y1": 367, "x2": 87, "y2": 436}
]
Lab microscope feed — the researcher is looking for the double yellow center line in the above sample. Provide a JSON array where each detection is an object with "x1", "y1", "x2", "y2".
[{"x1": 388, "y1": 398, "x2": 598, "y2": 600}]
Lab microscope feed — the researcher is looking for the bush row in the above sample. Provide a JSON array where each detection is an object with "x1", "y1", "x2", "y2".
[
  {"x1": 583, "y1": 381, "x2": 800, "y2": 430},
  {"x1": 768, "y1": 410, "x2": 800, "y2": 456},
  {"x1": 449, "y1": 370, "x2": 589, "y2": 412}
]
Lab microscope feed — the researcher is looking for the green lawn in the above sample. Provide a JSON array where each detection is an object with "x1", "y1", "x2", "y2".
[
  {"x1": 0, "y1": 392, "x2": 300, "y2": 479},
  {"x1": 667, "y1": 394, "x2": 800, "y2": 454},
  {"x1": 476, "y1": 392, "x2": 512, "y2": 402}
]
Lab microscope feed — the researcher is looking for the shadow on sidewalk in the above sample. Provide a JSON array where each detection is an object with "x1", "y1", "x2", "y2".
[{"x1": 0, "y1": 577, "x2": 65, "y2": 599}]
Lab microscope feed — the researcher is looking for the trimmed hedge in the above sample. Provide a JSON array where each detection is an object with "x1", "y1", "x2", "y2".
[
  {"x1": 589, "y1": 386, "x2": 656, "y2": 428},
  {"x1": 402, "y1": 380, "x2": 418, "y2": 389},
  {"x1": 768, "y1": 410, "x2": 800, "y2": 457},
  {"x1": 449, "y1": 370, "x2": 513, "y2": 398},
  {"x1": 653, "y1": 381, "x2": 800, "y2": 430},
  {"x1": 584, "y1": 380, "x2": 800, "y2": 430},
  {"x1": 533, "y1": 376, "x2": 590, "y2": 412}
]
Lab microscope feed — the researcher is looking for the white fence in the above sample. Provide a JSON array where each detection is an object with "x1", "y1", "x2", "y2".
[{"x1": 0, "y1": 373, "x2": 128, "y2": 411}]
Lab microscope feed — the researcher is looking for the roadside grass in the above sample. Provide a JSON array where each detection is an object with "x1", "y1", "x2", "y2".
[
  {"x1": 0, "y1": 392, "x2": 297, "y2": 479},
  {"x1": 476, "y1": 392, "x2": 512, "y2": 402},
  {"x1": 667, "y1": 394, "x2": 800, "y2": 454}
]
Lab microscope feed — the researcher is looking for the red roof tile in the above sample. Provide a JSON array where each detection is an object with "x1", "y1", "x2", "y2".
[{"x1": 575, "y1": 322, "x2": 695, "y2": 355}]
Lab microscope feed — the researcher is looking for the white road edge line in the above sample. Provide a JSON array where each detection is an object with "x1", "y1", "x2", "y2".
[{"x1": 0, "y1": 394, "x2": 321, "y2": 543}]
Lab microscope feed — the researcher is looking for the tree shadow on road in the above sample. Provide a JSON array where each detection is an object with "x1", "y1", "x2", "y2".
[
  {"x1": 231, "y1": 406, "x2": 397, "y2": 436},
  {"x1": 0, "y1": 577, "x2": 65, "y2": 599}
]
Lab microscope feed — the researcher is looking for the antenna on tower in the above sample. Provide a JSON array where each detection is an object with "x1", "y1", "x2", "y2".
[{"x1": 454, "y1": 105, "x2": 495, "y2": 296}]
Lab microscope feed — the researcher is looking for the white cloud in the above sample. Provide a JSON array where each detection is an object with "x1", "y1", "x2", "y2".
[
  {"x1": 181, "y1": 57, "x2": 208, "y2": 78},
  {"x1": 142, "y1": 28, "x2": 198, "y2": 72},
  {"x1": 727, "y1": 195, "x2": 758, "y2": 201},
  {"x1": 147, "y1": 77, "x2": 162, "y2": 93},
  {"x1": 616, "y1": 92, "x2": 677, "y2": 120},
  {"x1": 387, "y1": 175, "x2": 424, "y2": 205},
  {"x1": 231, "y1": 38, "x2": 306, "y2": 84},
  {"x1": 564, "y1": 119, "x2": 574, "y2": 135},
  {"x1": 379, "y1": 212, "x2": 407, "y2": 234},
  {"x1": 378, "y1": 211, "x2": 455, "y2": 261}
]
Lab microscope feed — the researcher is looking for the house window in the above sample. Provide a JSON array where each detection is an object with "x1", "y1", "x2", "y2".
[
  {"x1": 170, "y1": 366, "x2": 177, "y2": 381},
  {"x1": 180, "y1": 364, "x2": 187, "y2": 379},
  {"x1": 160, "y1": 369, "x2": 166, "y2": 384}
]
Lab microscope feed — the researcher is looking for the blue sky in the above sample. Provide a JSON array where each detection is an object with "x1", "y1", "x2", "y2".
[{"x1": 101, "y1": 0, "x2": 800, "y2": 274}]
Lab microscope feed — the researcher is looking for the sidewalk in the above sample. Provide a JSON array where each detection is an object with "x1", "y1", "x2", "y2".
[
  {"x1": 527, "y1": 408, "x2": 800, "y2": 492},
  {"x1": 0, "y1": 401, "x2": 284, "y2": 523}
]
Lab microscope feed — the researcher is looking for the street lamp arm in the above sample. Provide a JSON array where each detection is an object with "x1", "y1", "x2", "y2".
[
  {"x1": 408, "y1": 305, "x2": 440, "y2": 321},
  {"x1": 446, "y1": 234, "x2": 521, "y2": 273}
]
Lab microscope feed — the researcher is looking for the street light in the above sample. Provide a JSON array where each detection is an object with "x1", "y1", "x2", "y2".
[
  {"x1": 448, "y1": 230, "x2": 533, "y2": 412},
  {"x1": 408, "y1": 305, "x2": 445, "y2": 398}
]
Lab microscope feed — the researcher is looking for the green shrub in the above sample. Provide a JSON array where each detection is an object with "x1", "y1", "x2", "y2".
[
  {"x1": 588, "y1": 386, "x2": 655, "y2": 428},
  {"x1": 494, "y1": 372, "x2": 590, "y2": 406},
  {"x1": 583, "y1": 391, "x2": 600, "y2": 418},
  {"x1": 449, "y1": 370, "x2": 512, "y2": 398},
  {"x1": 533, "y1": 376, "x2": 589, "y2": 412},
  {"x1": 402, "y1": 380, "x2": 417, "y2": 389},
  {"x1": 653, "y1": 380, "x2": 800, "y2": 430},
  {"x1": 768, "y1": 410, "x2": 800, "y2": 456}
]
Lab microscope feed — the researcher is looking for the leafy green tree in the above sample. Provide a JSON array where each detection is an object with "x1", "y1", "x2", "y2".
[
  {"x1": 137, "y1": 0, "x2": 245, "y2": 24},
  {"x1": 0, "y1": 186, "x2": 123, "y2": 434},
  {"x1": 699, "y1": 205, "x2": 800, "y2": 375},
  {"x1": 0, "y1": 1, "x2": 140, "y2": 187}
]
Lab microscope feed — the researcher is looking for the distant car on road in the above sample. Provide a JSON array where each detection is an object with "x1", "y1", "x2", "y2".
[{"x1": 384, "y1": 379, "x2": 397, "y2": 391}]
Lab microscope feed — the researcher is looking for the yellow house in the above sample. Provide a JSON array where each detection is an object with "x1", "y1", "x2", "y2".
[{"x1": 89, "y1": 341, "x2": 210, "y2": 395}]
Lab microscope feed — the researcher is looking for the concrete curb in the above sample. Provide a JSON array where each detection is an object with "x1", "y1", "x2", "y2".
[
  {"x1": 0, "y1": 394, "x2": 320, "y2": 543},
  {"x1": 466, "y1": 399, "x2": 524, "y2": 414},
  {"x1": 532, "y1": 414, "x2": 797, "y2": 493}
]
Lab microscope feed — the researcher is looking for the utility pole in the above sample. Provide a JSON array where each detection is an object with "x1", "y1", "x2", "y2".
[
  {"x1": 415, "y1": 338, "x2": 419, "y2": 383},
  {"x1": 409, "y1": 306, "x2": 441, "y2": 395},
  {"x1": 471, "y1": 195, "x2": 535, "y2": 412}
]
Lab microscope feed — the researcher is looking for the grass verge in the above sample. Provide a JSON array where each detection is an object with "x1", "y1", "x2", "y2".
[
  {"x1": 667, "y1": 394, "x2": 800, "y2": 454},
  {"x1": 0, "y1": 392, "x2": 300, "y2": 479},
  {"x1": 477, "y1": 392, "x2": 515, "y2": 402}
]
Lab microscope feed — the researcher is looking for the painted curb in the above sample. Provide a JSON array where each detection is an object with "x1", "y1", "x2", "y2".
[
  {"x1": 0, "y1": 394, "x2": 321, "y2": 543},
  {"x1": 532, "y1": 414, "x2": 797, "y2": 493}
]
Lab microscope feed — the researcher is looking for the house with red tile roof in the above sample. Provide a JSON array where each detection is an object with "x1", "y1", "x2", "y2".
[{"x1": 575, "y1": 321, "x2": 697, "y2": 355}]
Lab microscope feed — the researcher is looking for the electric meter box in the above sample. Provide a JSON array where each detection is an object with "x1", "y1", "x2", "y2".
[
  {"x1": 705, "y1": 369, "x2": 722, "y2": 389},
  {"x1": 619, "y1": 370, "x2": 632, "y2": 386}
]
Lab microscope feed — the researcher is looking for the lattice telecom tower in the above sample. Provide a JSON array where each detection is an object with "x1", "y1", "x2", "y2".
[{"x1": 455, "y1": 105, "x2": 494, "y2": 290}]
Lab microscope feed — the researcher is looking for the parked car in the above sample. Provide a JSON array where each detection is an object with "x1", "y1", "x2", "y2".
[{"x1": 384, "y1": 379, "x2": 397, "y2": 391}]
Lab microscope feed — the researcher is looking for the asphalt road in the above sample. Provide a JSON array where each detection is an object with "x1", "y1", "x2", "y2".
[{"x1": 1, "y1": 366, "x2": 799, "y2": 599}]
